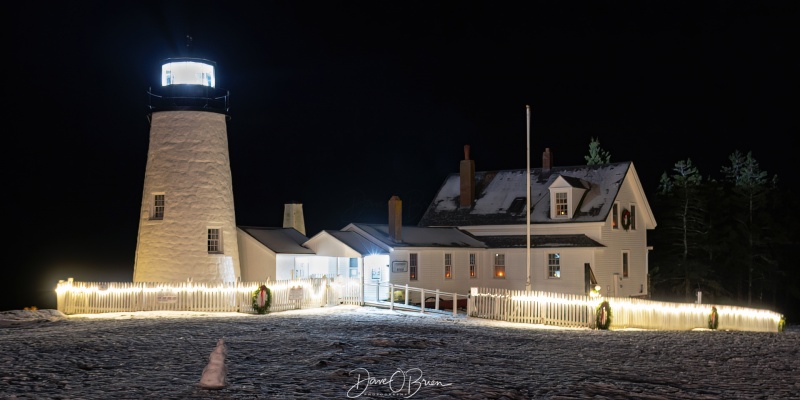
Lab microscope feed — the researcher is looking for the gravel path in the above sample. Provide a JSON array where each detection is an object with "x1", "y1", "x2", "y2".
[{"x1": 1, "y1": 306, "x2": 798, "y2": 399}]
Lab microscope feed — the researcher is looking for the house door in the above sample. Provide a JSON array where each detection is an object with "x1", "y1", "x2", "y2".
[
  {"x1": 375, "y1": 263, "x2": 390, "y2": 302},
  {"x1": 584, "y1": 263, "x2": 597, "y2": 296},
  {"x1": 612, "y1": 273, "x2": 621, "y2": 297}
]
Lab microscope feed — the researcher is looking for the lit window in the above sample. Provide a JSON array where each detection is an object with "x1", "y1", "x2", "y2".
[
  {"x1": 152, "y1": 194, "x2": 165, "y2": 220},
  {"x1": 548, "y1": 253, "x2": 560, "y2": 278},
  {"x1": 444, "y1": 253, "x2": 452, "y2": 279},
  {"x1": 612, "y1": 203, "x2": 619, "y2": 229},
  {"x1": 410, "y1": 253, "x2": 418, "y2": 281},
  {"x1": 349, "y1": 258, "x2": 358, "y2": 277},
  {"x1": 622, "y1": 251, "x2": 629, "y2": 278},
  {"x1": 555, "y1": 192, "x2": 568, "y2": 216},
  {"x1": 469, "y1": 253, "x2": 477, "y2": 278},
  {"x1": 494, "y1": 254, "x2": 505, "y2": 278},
  {"x1": 207, "y1": 228, "x2": 222, "y2": 253},
  {"x1": 630, "y1": 205, "x2": 637, "y2": 230}
]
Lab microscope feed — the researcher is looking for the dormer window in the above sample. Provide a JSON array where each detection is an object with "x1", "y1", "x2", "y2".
[
  {"x1": 548, "y1": 175, "x2": 587, "y2": 220},
  {"x1": 555, "y1": 192, "x2": 568, "y2": 216}
]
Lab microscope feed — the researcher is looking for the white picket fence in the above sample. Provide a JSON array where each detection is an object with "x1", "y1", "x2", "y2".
[
  {"x1": 54, "y1": 278, "x2": 783, "y2": 332},
  {"x1": 468, "y1": 287, "x2": 784, "y2": 332},
  {"x1": 55, "y1": 277, "x2": 363, "y2": 315},
  {"x1": 468, "y1": 288, "x2": 594, "y2": 328}
]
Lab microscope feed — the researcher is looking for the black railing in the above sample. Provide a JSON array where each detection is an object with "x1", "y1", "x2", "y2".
[{"x1": 146, "y1": 85, "x2": 230, "y2": 115}]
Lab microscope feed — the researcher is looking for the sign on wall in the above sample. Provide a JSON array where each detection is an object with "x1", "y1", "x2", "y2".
[{"x1": 391, "y1": 261, "x2": 408, "y2": 273}]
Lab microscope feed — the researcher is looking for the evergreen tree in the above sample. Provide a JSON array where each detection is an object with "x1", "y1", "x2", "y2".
[
  {"x1": 651, "y1": 159, "x2": 715, "y2": 301},
  {"x1": 720, "y1": 150, "x2": 777, "y2": 306},
  {"x1": 584, "y1": 137, "x2": 611, "y2": 165}
]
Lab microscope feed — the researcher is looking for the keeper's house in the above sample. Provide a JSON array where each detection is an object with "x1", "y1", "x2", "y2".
[{"x1": 296, "y1": 146, "x2": 656, "y2": 302}]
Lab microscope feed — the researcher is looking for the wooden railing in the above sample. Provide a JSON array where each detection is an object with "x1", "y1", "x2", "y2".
[
  {"x1": 468, "y1": 287, "x2": 784, "y2": 333},
  {"x1": 55, "y1": 277, "x2": 363, "y2": 315},
  {"x1": 363, "y1": 282, "x2": 468, "y2": 316}
]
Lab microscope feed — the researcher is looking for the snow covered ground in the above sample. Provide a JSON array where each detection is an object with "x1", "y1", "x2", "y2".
[{"x1": 1, "y1": 306, "x2": 798, "y2": 399}]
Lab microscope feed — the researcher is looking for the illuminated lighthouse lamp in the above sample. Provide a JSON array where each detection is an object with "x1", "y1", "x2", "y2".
[
  {"x1": 161, "y1": 58, "x2": 216, "y2": 87},
  {"x1": 149, "y1": 58, "x2": 228, "y2": 115}
]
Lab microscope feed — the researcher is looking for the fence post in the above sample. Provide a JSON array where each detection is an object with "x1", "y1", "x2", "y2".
[
  {"x1": 404, "y1": 284, "x2": 409, "y2": 306},
  {"x1": 389, "y1": 284, "x2": 394, "y2": 311},
  {"x1": 236, "y1": 278, "x2": 240, "y2": 312},
  {"x1": 56, "y1": 279, "x2": 66, "y2": 313},
  {"x1": 453, "y1": 292, "x2": 457, "y2": 317},
  {"x1": 468, "y1": 288, "x2": 476, "y2": 317},
  {"x1": 435, "y1": 289, "x2": 440, "y2": 310},
  {"x1": 140, "y1": 282, "x2": 145, "y2": 312}
]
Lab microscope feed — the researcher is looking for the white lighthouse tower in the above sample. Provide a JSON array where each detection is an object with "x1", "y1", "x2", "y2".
[{"x1": 133, "y1": 58, "x2": 240, "y2": 283}]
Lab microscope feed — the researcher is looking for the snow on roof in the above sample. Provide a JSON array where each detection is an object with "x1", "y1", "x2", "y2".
[
  {"x1": 418, "y1": 162, "x2": 630, "y2": 227},
  {"x1": 238, "y1": 227, "x2": 314, "y2": 254}
]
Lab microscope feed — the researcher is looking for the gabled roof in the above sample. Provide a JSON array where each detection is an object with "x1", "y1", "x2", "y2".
[
  {"x1": 238, "y1": 226, "x2": 314, "y2": 254},
  {"x1": 344, "y1": 223, "x2": 487, "y2": 249},
  {"x1": 418, "y1": 162, "x2": 631, "y2": 227},
  {"x1": 478, "y1": 234, "x2": 605, "y2": 248},
  {"x1": 323, "y1": 230, "x2": 389, "y2": 255}
]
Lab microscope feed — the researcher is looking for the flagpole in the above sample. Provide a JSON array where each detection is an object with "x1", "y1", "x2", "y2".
[{"x1": 526, "y1": 105, "x2": 531, "y2": 292}]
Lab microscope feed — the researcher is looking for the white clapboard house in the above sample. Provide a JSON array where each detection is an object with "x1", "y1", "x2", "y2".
[
  {"x1": 413, "y1": 146, "x2": 656, "y2": 299},
  {"x1": 238, "y1": 147, "x2": 655, "y2": 303}
]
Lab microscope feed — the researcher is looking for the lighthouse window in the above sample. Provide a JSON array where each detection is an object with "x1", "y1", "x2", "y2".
[
  {"x1": 208, "y1": 228, "x2": 222, "y2": 253},
  {"x1": 152, "y1": 194, "x2": 164, "y2": 220}
]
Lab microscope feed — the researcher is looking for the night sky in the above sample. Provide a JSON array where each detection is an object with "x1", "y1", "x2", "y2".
[{"x1": 6, "y1": 2, "x2": 797, "y2": 311}]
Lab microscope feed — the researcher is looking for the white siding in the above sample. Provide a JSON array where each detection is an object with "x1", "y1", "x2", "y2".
[
  {"x1": 237, "y1": 228, "x2": 277, "y2": 281},
  {"x1": 595, "y1": 170, "x2": 649, "y2": 297}
]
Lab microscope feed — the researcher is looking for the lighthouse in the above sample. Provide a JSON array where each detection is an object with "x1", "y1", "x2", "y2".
[{"x1": 133, "y1": 58, "x2": 240, "y2": 283}]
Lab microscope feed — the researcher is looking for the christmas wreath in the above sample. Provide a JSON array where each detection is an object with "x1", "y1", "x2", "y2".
[
  {"x1": 596, "y1": 300, "x2": 612, "y2": 330},
  {"x1": 621, "y1": 209, "x2": 631, "y2": 231},
  {"x1": 708, "y1": 306, "x2": 719, "y2": 330},
  {"x1": 252, "y1": 285, "x2": 272, "y2": 314}
]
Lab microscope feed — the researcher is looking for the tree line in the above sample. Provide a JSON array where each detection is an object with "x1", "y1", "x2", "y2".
[{"x1": 585, "y1": 138, "x2": 799, "y2": 322}]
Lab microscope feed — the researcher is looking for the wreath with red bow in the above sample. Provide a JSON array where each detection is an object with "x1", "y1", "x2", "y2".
[
  {"x1": 252, "y1": 285, "x2": 272, "y2": 314},
  {"x1": 708, "y1": 306, "x2": 719, "y2": 330},
  {"x1": 596, "y1": 301, "x2": 612, "y2": 330},
  {"x1": 621, "y1": 209, "x2": 631, "y2": 231}
]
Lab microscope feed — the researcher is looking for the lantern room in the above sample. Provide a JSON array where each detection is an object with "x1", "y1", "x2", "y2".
[{"x1": 161, "y1": 58, "x2": 216, "y2": 87}]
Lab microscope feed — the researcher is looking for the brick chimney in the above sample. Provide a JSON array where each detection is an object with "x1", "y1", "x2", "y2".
[
  {"x1": 460, "y1": 145, "x2": 476, "y2": 208},
  {"x1": 542, "y1": 148, "x2": 553, "y2": 170},
  {"x1": 388, "y1": 195, "x2": 402, "y2": 242},
  {"x1": 282, "y1": 202, "x2": 306, "y2": 235}
]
